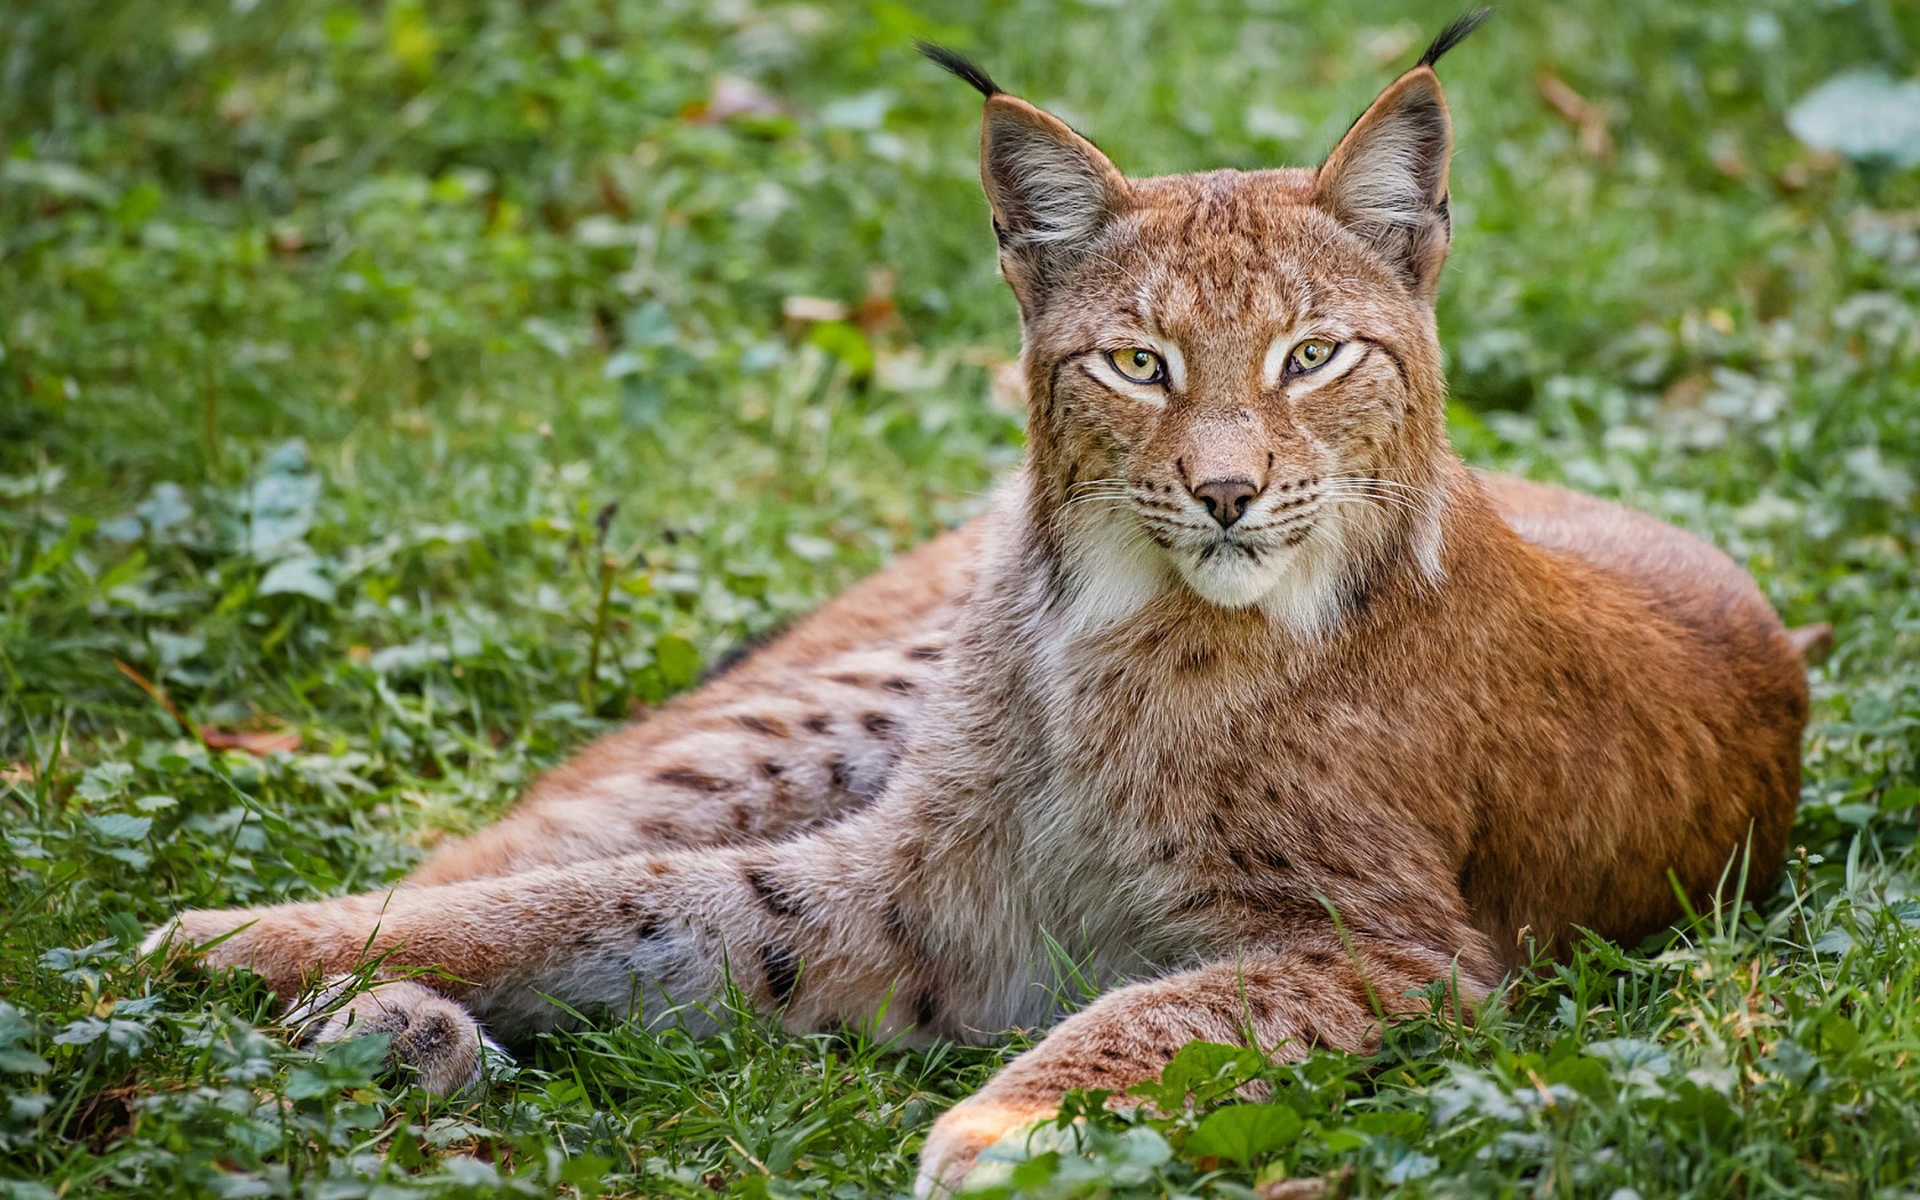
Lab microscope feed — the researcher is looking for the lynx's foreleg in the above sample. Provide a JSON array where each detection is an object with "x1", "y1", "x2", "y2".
[{"x1": 916, "y1": 928, "x2": 1503, "y2": 1195}]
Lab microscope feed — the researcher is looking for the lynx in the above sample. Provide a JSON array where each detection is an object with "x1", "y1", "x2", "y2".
[{"x1": 149, "y1": 14, "x2": 1817, "y2": 1193}]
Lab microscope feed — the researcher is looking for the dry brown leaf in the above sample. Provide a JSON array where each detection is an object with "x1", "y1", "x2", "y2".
[
  {"x1": 854, "y1": 267, "x2": 900, "y2": 336},
  {"x1": 1536, "y1": 71, "x2": 1614, "y2": 158},
  {"x1": 596, "y1": 168, "x2": 631, "y2": 219},
  {"x1": 113, "y1": 658, "x2": 201, "y2": 743},
  {"x1": 781, "y1": 295, "x2": 850, "y2": 324},
  {"x1": 199, "y1": 727, "x2": 302, "y2": 756},
  {"x1": 1710, "y1": 132, "x2": 1750, "y2": 179},
  {"x1": 1778, "y1": 150, "x2": 1841, "y2": 191},
  {"x1": 686, "y1": 76, "x2": 787, "y2": 125},
  {"x1": 1662, "y1": 371, "x2": 1712, "y2": 411}
]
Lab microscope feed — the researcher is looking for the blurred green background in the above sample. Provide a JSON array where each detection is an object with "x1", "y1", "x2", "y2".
[{"x1": 3, "y1": 1, "x2": 1919, "y2": 1196}]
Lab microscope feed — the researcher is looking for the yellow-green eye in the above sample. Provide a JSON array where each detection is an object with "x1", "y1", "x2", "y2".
[
  {"x1": 1107, "y1": 347, "x2": 1166, "y2": 385},
  {"x1": 1287, "y1": 338, "x2": 1338, "y2": 375}
]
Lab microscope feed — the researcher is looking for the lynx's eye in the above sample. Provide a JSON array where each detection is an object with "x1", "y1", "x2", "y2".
[
  {"x1": 1107, "y1": 347, "x2": 1166, "y2": 385},
  {"x1": 1287, "y1": 338, "x2": 1339, "y2": 375}
]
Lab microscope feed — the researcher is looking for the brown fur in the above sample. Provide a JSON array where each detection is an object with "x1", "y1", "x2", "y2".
[{"x1": 147, "y1": 27, "x2": 1808, "y2": 1195}]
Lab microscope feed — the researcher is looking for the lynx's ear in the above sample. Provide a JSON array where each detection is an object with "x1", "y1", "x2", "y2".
[
  {"x1": 1316, "y1": 9, "x2": 1488, "y2": 301},
  {"x1": 977, "y1": 96, "x2": 1124, "y2": 254},
  {"x1": 919, "y1": 42, "x2": 1126, "y2": 309}
]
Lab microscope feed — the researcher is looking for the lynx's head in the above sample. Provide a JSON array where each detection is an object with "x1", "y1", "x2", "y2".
[{"x1": 926, "y1": 11, "x2": 1486, "y2": 639}]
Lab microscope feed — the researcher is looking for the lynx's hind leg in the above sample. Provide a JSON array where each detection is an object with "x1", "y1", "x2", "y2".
[
  {"x1": 408, "y1": 631, "x2": 953, "y2": 885},
  {"x1": 406, "y1": 520, "x2": 983, "y2": 885},
  {"x1": 286, "y1": 977, "x2": 505, "y2": 1098}
]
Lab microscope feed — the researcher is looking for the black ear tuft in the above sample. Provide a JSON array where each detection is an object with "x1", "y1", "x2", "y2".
[
  {"x1": 1417, "y1": 7, "x2": 1492, "y2": 68},
  {"x1": 915, "y1": 40, "x2": 1001, "y2": 98}
]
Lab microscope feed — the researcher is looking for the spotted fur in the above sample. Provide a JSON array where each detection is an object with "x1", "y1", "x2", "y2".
[{"x1": 148, "y1": 23, "x2": 1811, "y2": 1195}]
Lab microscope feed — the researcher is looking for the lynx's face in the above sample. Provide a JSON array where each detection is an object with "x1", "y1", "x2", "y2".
[
  {"x1": 947, "y1": 48, "x2": 1461, "y2": 635},
  {"x1": 1025, "y1": 184, "x2": 1447, "y2": 619}
]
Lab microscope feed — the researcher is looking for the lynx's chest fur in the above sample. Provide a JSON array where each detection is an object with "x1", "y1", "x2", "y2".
[{"x1": 973, "y1": 540, "x2": 1411, "y2": 970}]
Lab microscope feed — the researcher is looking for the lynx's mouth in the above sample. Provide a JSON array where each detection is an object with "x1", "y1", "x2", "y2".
[
  {"x1": 1173, "y1": 521, "x2": 1321, "y2": 608},
  {"x1": 1130, "y1": 485, "x2": 1329, "y2": 611},
  {"x1": 1056, "y1": 479, "x2": 1351, "y2": 637}
]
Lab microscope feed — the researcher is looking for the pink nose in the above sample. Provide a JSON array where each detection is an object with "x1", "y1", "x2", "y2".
[{"x1": 1191, "y1": 478, "x2": 1261, "y2": 528}]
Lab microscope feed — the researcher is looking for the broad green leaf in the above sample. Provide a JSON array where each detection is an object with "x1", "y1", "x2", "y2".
[
  {"x1": 1186, "y1": 1103, "x2": 1301, "y2": 1166},
  {"x1": 86, "y1": 813, "x2": 152, "y2": 842},
  {"x1": 75, "y1": 763, "x2": 134, "y2": 803},
  {"x1": 0, "y1": 1048, "x2": 51, "y2": 1074},
  {"x1": 654, "y1": 634, "x2": 702, "y2": 690},
  {"x1": 1788, "y1": 72, "x2": 1920, "y2": 167},
  {"x1": 2, "y1": 159, "x2": 116, "y2": 205},
  {"x1": 808, "y1": 321, "x2": 875, "y2": 380},
  {"x1": 258, "y1": 556, "x2": 337, "y2": 603},
  {"x1": 1129, "y1": 1040, "x2": 1261, "y2": 1112}
]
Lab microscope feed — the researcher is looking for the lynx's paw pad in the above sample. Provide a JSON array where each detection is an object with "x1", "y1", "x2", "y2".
[
  {"x1": 914, "y1": 1097, "x2": 1058, "y2": 1197},
  {"x1": 287, "y1": 978, "x2": 505, "y2": 1098}
]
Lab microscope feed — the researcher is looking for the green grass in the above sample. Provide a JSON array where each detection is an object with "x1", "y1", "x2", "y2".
[{"x1": 3, "y1": 0, "x2": 1919, "y2": 1195}]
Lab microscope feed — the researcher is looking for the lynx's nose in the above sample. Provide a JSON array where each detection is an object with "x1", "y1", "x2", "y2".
[{"x1": 1192, "y1": 478, "x2": 1261, "y2": 529}]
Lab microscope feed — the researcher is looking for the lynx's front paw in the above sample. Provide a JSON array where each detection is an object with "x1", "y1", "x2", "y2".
[
  {"x1": 288, "y1": 978, "x2": 504, "y2": 1098},
  {"x1": 146, "y1": 912, "x2": 505, "y2": 1099},
  {"x1": 915, "y1": 1095, "x2": 1058, "y2": 1197}
]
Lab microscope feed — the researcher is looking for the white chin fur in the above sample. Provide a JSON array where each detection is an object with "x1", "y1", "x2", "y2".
[
  {"x1": 1179, "y1": 535, "x2": 1352, "y2": 640},
  {"x1": 1052, "y1": 497, "x2": 1363, "y2": 644},
  {"x1": 1176, "y1": 548, "x2": 1283, "y2": 609}
]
